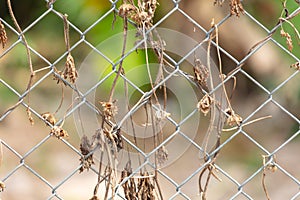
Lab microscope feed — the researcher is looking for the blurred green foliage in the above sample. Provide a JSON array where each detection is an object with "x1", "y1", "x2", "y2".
[
  {"x1": 0, "y1": 0, "x2": 299, "y2": 104},
  {"x1": 246, "y1": 0, "x2": 300, "y2": 57}
]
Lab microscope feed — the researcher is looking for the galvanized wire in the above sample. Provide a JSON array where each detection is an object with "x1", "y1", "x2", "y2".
[{"x1": 0, "y1": 0, "x2": 299, "y2": 199}]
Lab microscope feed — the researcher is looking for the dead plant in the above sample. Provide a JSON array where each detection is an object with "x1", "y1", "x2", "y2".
[
  {"x1": 118, "y1": 0, "x2": 158, "y2": 28},
  {"x1": 280, "y1": 29, "x2": 293, "y2": 52},
  {"x1": 194, "y1": 58, "x2": 209, "y2": 92},
  {"x1": 214, "y1": 0, "x2": 244, "y2": 17},
  {"x1": 62, "y1": 14, "x2": 78, "y2": 84},
  {"x1": 197, "y1": 94, "x2": 213, "y2": 116},
  {"x1": 41, "y1": 112, "x2": 57, "y2": 126},
  {"x1": 50, "y1": 126, "x2": 69, "y2": 139},
  {"x1": 120, "y1": 162, "x2": 160, "y2": 200},
  {"x1": 51, "y1": 14, "x2": 78, "y2": 85},
  {"x1": 26, "y1": 108, "x2": 34, "y2": 125},
  {"x1": 229, "y1": 0, "x2": 244, "y2": 17},
  {"x1": 214, "y1": 0, "x2": 225, "y2": 6},
  {"x1": 0, "y1": 181, "x2": 5, "y2": 192},
  {"x1": 291, "y1": 61, "x2": 300, "y2": 70},
  {"x1": 120, "y1": 163, "x2": 137, "y2": 200},
  {"x1": 262, "y1": 155, "x2": 278, "y2": 200},
  {"x1": 157, "y1": 146, "x2": 168, "y2": 166},
  {"x1": 99, "y1": 101, "x2": 118, "y2": 120},
  {"x1": 79, "y1": 135, "x2": 95, "y2": 173},
  {"x1": 103, "y1": 127, "x2": 123, "y2": 152},
  {"x1": 0, "y1": 21, "x2": 7, "y2": 49},
  {"x1": 3, "y1": 0, "x2": 35, "y2": 125},
  {"x1": 64, "y1": 53, "x2": 78, "y2": 84},
  {"x1": 225, "y1": 108, "x2": 243, "y2": 127}
]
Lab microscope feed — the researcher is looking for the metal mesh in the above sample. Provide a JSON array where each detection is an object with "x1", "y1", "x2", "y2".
[{"x1": 0, "y1": 0, "x2": 299, "y2": 199}]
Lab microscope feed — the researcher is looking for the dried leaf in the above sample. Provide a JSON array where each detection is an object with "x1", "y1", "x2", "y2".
[
  {"x1": 0, "y1": 181, "x2": 5, "y2": 192},
  {"x1": 119, "y1": 0, "x2": 158, "y2": 28},
  {"x1": 41, "y1": 112, "x2": 57, "y2": 126},
  {"x1": 103, "y1": 128, "x2": 123, "y2": 152},
  {"x1": 137, "y1": 172, "x2": 156, "y2": 200},
  {"x1": 53, "y1": 67, "x2": 66, "y2": 85},
  {"x1": 26, "y1": 108, "x2": 34, "y2": 125},
  {"x1": 290, "y1": 61, "x2": 300, "y2": 70},
  {"x1": 53, "y1": 54, "x2": 78, "y2": 84},
  {"x1": 157, "y1": 146, "x2": 168, "y2": 166},
  {"x1": 118, "y1": 4, "x2": 137, "y2": 18},
  {"x1": 64, "y1": 53, "x2": 78, "y2": 83},
  {"x1": 0, "y1": 21, "x2": 7, "y2": 49},
  {"x1": 141, "y1": 0, "x2": 158, "y2": 21},
  {"x1": 197, "y1": 94, "x2": 213, "y2": 116},
  {"x1": 120, "y1": 164, "x2": 137, "y2": 200},
  {"x1": 267, "y1": 164, "x2": 278, "y2": 172},
  {"x1": 89, "y1": 196, "x2": 99, "y2": 200},
  {"x1": 194, "y1": 59, "x2": 209, "y2": 91},
  {"x1": 226, "y1": 109, "x2": 243, "y2": 126},
  {"x1": 229, "y1": 0, "x2": 244, "y2": 17},
  {"x1": 99, "y1": 101, "x2": 118, "y2": 120},
  {"x1": 214, "y1": 0, "x2": 225, "y2": 6},
  {"x1": 280, "y1": 29, "x2": 293, "y2": 52},
  {"x1": 50, "y1": 126, "x2": 69, "y2": 139},
  {"x1": 79, "y1": 135, "x2": 95, "y2": 173}
]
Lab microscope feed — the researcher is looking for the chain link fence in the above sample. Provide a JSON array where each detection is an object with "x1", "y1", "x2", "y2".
[{"x1": 0, "y1": 0, "x2": 300, "y2": 199}]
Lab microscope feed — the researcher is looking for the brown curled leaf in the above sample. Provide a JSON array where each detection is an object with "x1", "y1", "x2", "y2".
[
  {"x1": 280, "y1": 29, "x2": 293, "y2": 52},
  {"x1": 118, "y1": 3, "x2": 137, "y2": 18},
  {"x1": 26, "y1": 108, "x2": 34, "y2": 126},
  {"x1": 64, "y1": 53, "x2": 78, "y2": 84},
  {"x1": 99, "y1": 100, "x2": 118, "y2": 120},
  {"x1": 50, "y1": 126, "x2": 69, "y2": 139},
  {"x1": 157, "y1": 146, "x2": 168, "y2": 166},
  {"x1": 89, "y1": 195, "x2": 99, "y2": 200},
  {"x1": 194, "y1": 59, "x2": 209, "y2": 92},
  {"x1": 225, "y1": 108, "x2": 243, "y2": 126},
  {"x1": 290, "y1": 61, "x2": 300, "y2": 70},
  {"x1": 79, "y1": 135, "x2": 94, "y2": 173},
  {"x1": 0, "y1": 21, "x2": 8, "y2": 49},
  {"x1": 214, "y1": 0, "x2": 225, "y2": 6},
  {"x1": 229, "y1": 0, "x2": 244, "y2": 17},
  {"x1": 0, "y1": 181, "x2": 5, "y2": 192},
  {"x1": 41, "y1": 112, "x2": 57, "y2": 126},
  {"x1": 197, "y1": 94, "x2": 213, "y2": 116}
]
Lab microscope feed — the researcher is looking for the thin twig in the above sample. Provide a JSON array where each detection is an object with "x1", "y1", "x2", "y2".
[
  {"x1": 222, "y1": 115, "x2": 272, "y2": 132},
  {"x1": 214, "y1": 22, "x2": 233, "y2": 112},
  {"x1": 227, "y1": 8, "x2": 300, "y2": 77},
  {"x1": 4, "y1": 0, "x2": 35, "y2": 123},
  {"x1": 279, "y1": 17, "x2": 300, "y2": 42},
  {"x1": 62, "y1": 14, "x2": 70, "y2": 52},
  {"x1": 7, "y1": 0, "x2": 34, "y2": 75},
  {"x1": 108, "y1": 16, "x2": 128, "y2": 102},
  {"x1": 198, "y1": 24, "x2": 220, "y2": 200},
  {"x1": 262, "y1": 169, "x2": 271, "y2": 200},
  {"x1": 202, "y1": 29, "x2": 217, "y2": 159},
  {"x1": 54, "y1": 83, "x2": 65, "y2": 114}
]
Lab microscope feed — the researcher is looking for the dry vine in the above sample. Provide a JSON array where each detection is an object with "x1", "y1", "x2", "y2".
[
  {"x1": 262, "y1": 155, "x2": 278, "y2": 200},
  {"x1": 0, "y1": 0, "x2": 299, "y2": 199},
  {"x1": 83, "y1": 0, "x2": 168, "y2": 199},
  {"x1": 2, "y1": 0, "x2": 35, "y2": 125}
]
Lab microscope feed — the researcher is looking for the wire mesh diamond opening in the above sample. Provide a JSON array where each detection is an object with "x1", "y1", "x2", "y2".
[{"x1": 0, "y1": 1, "x2": 299, "y2": 200}]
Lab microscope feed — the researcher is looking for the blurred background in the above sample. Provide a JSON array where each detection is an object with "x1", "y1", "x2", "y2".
[{"x1": 0, "y1": 0, "x2": 299, "y2": 199}]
